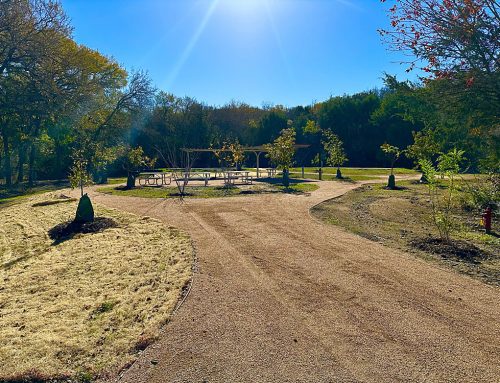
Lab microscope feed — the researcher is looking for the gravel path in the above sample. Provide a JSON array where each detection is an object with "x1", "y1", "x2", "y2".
[{"x1": 87, "y1": 180, "x2": 499, "y2": 382}]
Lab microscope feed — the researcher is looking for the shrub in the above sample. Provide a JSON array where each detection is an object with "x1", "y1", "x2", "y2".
[{"x1": 419, "y1": 149, "x2": 465, "y2": 242}]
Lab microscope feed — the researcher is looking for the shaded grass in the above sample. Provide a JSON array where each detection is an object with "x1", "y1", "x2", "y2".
[
  {"x1": 106, "y1": 177, "x2": 127, "y2": 185},
  {"x1": 0, "y1": 193, "x2": 194, "y2": 381},
  {"x1": 311, "y1": 181, "x2": 499, "y2": 285},
  {"x1": 0, "y1": 181, "x2": 69, "y2": 208}
]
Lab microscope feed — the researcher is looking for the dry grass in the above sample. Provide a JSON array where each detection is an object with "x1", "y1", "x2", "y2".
[{"x1": 0, "y1": 192, "x2": 194, "y2": 381}]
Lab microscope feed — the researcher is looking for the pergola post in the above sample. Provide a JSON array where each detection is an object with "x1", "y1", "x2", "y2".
[{"x1": 255, "y1": 151, "x2": 262, "y2": 178}]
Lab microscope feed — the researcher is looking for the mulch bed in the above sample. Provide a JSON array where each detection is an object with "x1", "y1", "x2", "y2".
[
  {"x1": 411, "y1": 237, "x2": 488, "y2": 263},
  {"x1": 48, "y1": 217, "x2": 119, "y2": 244}
]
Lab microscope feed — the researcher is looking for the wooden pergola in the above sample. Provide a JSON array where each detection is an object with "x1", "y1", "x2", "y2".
[{"x1": 181, "y1": 145, "x2": 309, "y2": 177}]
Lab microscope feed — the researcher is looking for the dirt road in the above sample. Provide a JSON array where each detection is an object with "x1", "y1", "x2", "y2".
[{"x1": 88, "y1": 180, "x2": 499, "y2": 382}]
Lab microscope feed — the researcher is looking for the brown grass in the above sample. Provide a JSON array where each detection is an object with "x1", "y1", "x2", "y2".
[{"x1": 0, "y1": 192, "x2": 194, "y2": 381}]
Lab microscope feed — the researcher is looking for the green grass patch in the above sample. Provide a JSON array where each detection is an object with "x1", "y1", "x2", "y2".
[
  {"x1": 107, "y1": 177, "x2": 127, "y2": 185},
  {"x1": 288, "y1": 167, "x2": 419, "y2": 181},
  {"x1": 273, "y1": 182, "x2": 319, "y2": 193}
]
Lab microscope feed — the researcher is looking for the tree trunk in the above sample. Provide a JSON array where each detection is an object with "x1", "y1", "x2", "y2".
[
  {"x1": 28, "y1": 120, "x2": 41, "y2": 187},
  {"x1": 28, "y1": 141, "x2": 37, "y2": 187},
  {"x1": 2, "y1": 130, "x2": 12, "y2": 187},
  {"x1": 17, "y1": 144, "x2": 26, "y2": 183},
  {"x1": 126, "y1": 172, "x2": 136, "y2": 189},
  {"x1": 54, "y1": 142, "x2": 64, "y2": 180},
  {"x1": 387, "y1": 174, "x2": 396, "y2": 189},
  {"x1": 282, "y1": 169, "x2": 290, "y2": 188},
  {"x1": 336, "y1": 166, "x2": 342, "y2": 179}
]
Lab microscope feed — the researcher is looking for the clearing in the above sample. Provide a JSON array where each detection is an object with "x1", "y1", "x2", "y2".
[{"x1": 78, "y1": 176, "x2": 500, "y2": 383}]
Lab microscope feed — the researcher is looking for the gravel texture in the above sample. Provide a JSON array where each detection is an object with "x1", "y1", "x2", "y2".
[{"x1": 82, "y1": 179, "x2": 499, "y2": 383}]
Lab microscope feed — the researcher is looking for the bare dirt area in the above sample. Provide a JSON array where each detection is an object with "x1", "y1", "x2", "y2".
[
  {"x1": 0, "y1": 193, "x2": 193, "y2": 381},
  {"x1": 79, "y1": 177, "x2": 500, "y2": 383}
]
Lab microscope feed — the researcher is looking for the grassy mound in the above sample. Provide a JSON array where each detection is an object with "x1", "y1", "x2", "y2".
[{"x1": 0, "y1": 193, "x2": 194, "y2": 381}]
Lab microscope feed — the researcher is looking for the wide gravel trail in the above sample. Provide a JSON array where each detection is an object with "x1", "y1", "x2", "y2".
[{"x1": 88, "y1": 180, "x2": 499, "y2": 383}]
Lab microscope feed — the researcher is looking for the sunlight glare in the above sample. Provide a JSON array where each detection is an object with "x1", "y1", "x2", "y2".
[{"x1": 220, "y1": 0, "x2": 270, "y2": 16}]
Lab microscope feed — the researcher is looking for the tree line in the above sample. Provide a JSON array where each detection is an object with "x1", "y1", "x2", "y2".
[{"x1": 1, "y1": 0, "x2": 498, "y2": 188}]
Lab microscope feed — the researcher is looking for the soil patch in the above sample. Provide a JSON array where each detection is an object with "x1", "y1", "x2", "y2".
[
  {"x1": 48, "y1": 217, "x2": 119, "y2": 244},
  {"x1": 411, "y1": 237, "x2": 488, "y2": 263}
]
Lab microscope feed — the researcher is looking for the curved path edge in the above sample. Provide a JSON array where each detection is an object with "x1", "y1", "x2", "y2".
[{"x1": 82, "y1": 179, "x2": 499, "y2": 383}]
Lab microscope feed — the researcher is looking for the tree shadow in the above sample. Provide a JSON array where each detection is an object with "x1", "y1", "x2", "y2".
[{"x1": 255, "y1": 177, "x2": 315, "y2": 185}]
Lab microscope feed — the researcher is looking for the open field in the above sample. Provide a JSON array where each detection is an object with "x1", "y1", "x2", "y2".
[
  {"x1": 0, "y1": 192, "x2": 193, "y2": 381},
  {"x1": 312, "y1": 180, "x2": 499, "y2": 285}
]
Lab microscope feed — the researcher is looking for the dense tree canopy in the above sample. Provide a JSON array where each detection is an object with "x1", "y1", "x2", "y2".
[{"x1": 0, "y1": 0, "x2": 497, "y2": 188}]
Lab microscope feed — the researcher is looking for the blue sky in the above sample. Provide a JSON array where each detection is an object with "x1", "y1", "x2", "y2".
[{"x1": 62, "y1": 0, "x2": 417, "y2": 107}]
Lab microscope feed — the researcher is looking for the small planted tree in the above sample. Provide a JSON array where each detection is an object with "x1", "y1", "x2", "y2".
[
  {"x1": 322, "y1": 131, "x2": 347, "y2": 179},
  {"x1": 380, "y1": 143, "x2": 404, "y2": 189},
  {"x1": 212, "y1": 139, "x2": 244, "y2": 172},
  {"x1": 122, "y1": 146, "x2": 156, "y2": 189},
  {"x1": 406, "y1": 130, "x2": 440, "y2": 183},
  {"x1": 68, "y1": 150, "x2": 94, "y2": 224},
  {"x1": 419, "y1": 149, "x2": 465, "y2": 243},
  {"x1": 264, "y1": 128, "x2": 296, "y2": 188},
  {"x1": 230, "y1": 140, "x2": 244, "y2": 171}
]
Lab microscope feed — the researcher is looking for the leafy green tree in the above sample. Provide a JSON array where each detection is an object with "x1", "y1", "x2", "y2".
[
  {"x1": 322, "y1": 131, "x2": 347, "y2": 179},
  {"x1": 303, "y1": 120, "x2": 320, "y2": 135},
  {"x1": 121, "y1": 146, "x2": 156, "y2": 189},
  {"x1": 406, "y1": 129, "x2": 440, "y2": 182},
  {"x1": 212, "y1": 139, "x2": 244, "y2": 171},
  {"x1": 315, "y1": 92, "x2": 385, "y2": 166},
  {"x1": 264, "y1": 128, "x2": 296, "y2": 187},
  {"x1": 379, "y1": 1, "x2": 499, "y2": 170},
  {"x1": 0, "y1": 0, "x2": 69, "y2": 186}
]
